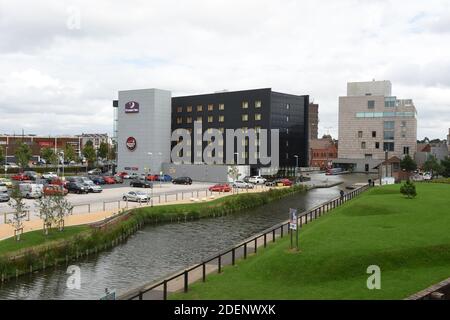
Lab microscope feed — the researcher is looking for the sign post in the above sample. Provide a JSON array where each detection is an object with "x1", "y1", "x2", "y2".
[{"x1": 289, "y1": 209, "x2": 297, "y2": 250}]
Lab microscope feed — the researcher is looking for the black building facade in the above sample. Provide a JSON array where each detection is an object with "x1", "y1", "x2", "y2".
[{"x1": 171, "y1": 88, "x2": 309, "y2": 174}]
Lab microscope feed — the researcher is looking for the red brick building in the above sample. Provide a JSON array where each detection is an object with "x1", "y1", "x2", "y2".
[{"x1": 309, "y1": 138, "x2": 338, "y2": 169}]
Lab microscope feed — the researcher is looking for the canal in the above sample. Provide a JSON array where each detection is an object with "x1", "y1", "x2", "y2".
[{"x1": 0, "y1": 173, "x2": 374, "y2": 300}]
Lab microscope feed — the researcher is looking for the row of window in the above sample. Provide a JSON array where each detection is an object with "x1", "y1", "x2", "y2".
[
  {"x1": 359, "y1": 142, "x2": 409, "y2": 154},
  {"x1": 365, "y1": 97, "x2": 397, "y2": 110},
  {"x1": 356, "y1": 112, "x2": 416, "y2": 118},
  {"x1": 356, "y1": 121, "x2": 409, "y2": 140},
  {"x1": 176, "y1": 114, "x2": 262, "y2": 124},
  {"x1": 176, "y1": 101, "x2": 262, "y2": 113}
]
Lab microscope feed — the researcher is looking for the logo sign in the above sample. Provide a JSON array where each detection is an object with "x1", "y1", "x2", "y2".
[
  {"x1": 126, "y1": 137, "x2": 137, "y2": 151},
  {"x1": 289, "y1": 208, "x2": 298, "y2": 230},
  {"x1": 125, "y1": 101, "x2": 140, "y2": 113}
]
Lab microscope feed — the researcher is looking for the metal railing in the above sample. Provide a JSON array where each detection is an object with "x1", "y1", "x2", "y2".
[{"x1": 120, "y1": 183, "x2": 371, "y2": 300}]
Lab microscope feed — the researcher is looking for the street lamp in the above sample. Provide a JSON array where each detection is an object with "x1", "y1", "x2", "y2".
[
  {"x1": 59, "y1": 151, "x2": 65, "y2": 179},
  {"x1": 294, "y1": 155, "x2": 299, "y2": 177},
  {"x1": 147, "y1": 152, "x2": 154, "y2": 203},
  {"x1": 4, "y1": 146, "x2": 8, "y2": 178}
]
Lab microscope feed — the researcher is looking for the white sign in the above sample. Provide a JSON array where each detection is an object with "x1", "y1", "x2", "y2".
[{"x1": 289, "y1": 208, "x2": 297, "y2": 230}]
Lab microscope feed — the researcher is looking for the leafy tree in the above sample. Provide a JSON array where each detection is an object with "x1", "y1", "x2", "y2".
[
  {"x1": 108, "y1": 142, "x2": 117, "y2": 161},
  {"x1": 440, "y1": 157, "x2": 450, "y2": 178},
  {"x1": 40, "y1": 147, "x2": 57, "y2": 166},
  {"x1": 400, "y1": 154, "x2": 417, "y2": 172},
  {"x1": 52, "y1": 194, "x2": 73, "y2": 231},
  {"x1": 37, "y1": 195, "x2": 55, "y2": 235},
  {"x1": 0, "y1": 147, "x2": 4, "y2": 164},
  {"x1": 400, "y1": 180, "x2": 417, "y2": 199},
  {"x1": 15, "y1": 142, "x2": 32, "y2": 169},
  {"x1": 82, "y1": 141, "x2": 97, "y2": 168},
  {"x1": 64, "y1": 144, "x2": 77, "y2": 163},
  {"x1": 98, "y1": 142, "x2": 109, "y2": 160},
  {"x1": 7, "y1": 186, "x2": 29, "y2": 241},
  {"x1": 423, "y1": 155, "x2": 443, "y2": 176}
]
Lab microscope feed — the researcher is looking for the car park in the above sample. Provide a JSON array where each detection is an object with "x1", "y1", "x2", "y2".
[
  {"x1": 209, "y1": 184, "x2": 232, "y2": 192},
  {"x1": 122, "y1": 191, "x2": 150, "y2": 202},
  {"x1": 83, "y1": 181, "x2": 103, "y2": 193},
  {"x1": 248, "y1": 176, "x2": 266, "y2": 184},
  {"x1": 19, "y1": 183, "x2": 43, "y2": 199},
  {"x1": 66, "y1": 182, "x2": 88, "y2": 194},
  {"x1": 232, "y1": 180, "x2": 254, "y2": 189},
  {"x1": 43, "y1": 185, "x2": 68, "y2": 196},
  {"x1": 42, "y1": 172, "x2": 58, "y2": 180},
  {"x1": 130, "y1": 179, "x2": 153, "y2": 188},
  {"x1": 172, "y1": 177, "x2": 193, "y2": 185},
  {"x1": 0, "y1": 193, "x2": 10, "y2": 202}
]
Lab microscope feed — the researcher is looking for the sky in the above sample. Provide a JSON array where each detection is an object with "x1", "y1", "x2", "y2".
[{"x1": 0, "y1": 0, "x2": 449, "y2": 140}]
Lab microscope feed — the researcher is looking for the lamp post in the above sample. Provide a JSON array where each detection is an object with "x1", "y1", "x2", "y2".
[
  {"x1": 294, "y1": 155, "x2": 299, "y2": 178},
  {"x1": 60, "y1": 151, "x2": 65, "y2": 179},
  {"x1": 157, "y1": 152, "x2": 162, "y2": 188},
  {"x1": 4, "y1": 146, "x2": 8, "y2": 178}
]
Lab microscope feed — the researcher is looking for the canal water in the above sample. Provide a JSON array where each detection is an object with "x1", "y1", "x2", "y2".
[{"x1": 0, "y1": 173, "x2": 374, "y2": 300}]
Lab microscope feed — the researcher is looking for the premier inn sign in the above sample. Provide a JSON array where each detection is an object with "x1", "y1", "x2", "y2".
[{"x1": 125, "y1": 101, "x2": 139, "y2": 113}]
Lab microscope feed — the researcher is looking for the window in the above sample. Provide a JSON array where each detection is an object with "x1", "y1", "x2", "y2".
[
  {"x1": 385, "y1": 97, "x2": 396, "y2": 108},
  {"x1": 286, "y1": 104, "x2": 290, "y2": 110},
  {"x1": 218, "y1": 115, "x2": 224, "y2": 122},
  {"x1": 176, "y1": 117, "x2": 182, "y2": 124},
  {"x1": 255, "y1": 126, "x2": 261, "y2": 133},
  {"x1": 368, "y1": 100, "x2": 375, "y2": 109},
  {"x1": 218, "y1": 128, "x2": 224, "y2": 133},
  {"x1": 242, "y1": 127, "x2": 248, "y2": 133},
  {"x1": 361, "y1": 142, "x2": 366, "y2": 149},
  {"x1": 197, "y1": 105, "x2": 203, "y2": 112},
  {"x1": 286, "y1": 141, "x2": 289, "y2": 147},
  {"x1": 384, "y1": 121, "x2": 395, "y2": 140},
  {"x1": 255, "y1": 113, "x2": 262, "y2": 121},
  {"x1": 196, "y1": 116, "x2": 202, "y2": 122},
  {"x1": 208, "y1": 104, "x2": 214, "y2": 111},
  {"x1": 286, "y1": 128, "x2": 289, "y2": 134},
  {"x1": 186, "y1": 117, "x2": 192, "y2": 124},
  {"x1": 383, "y1": 142, "x2": 395, "y2": 152},
  {"x1": 187, "y1": 106, "x2": 193, "y2": 112},
  {"x1": 384, "y1": 131, "x2": 395, "y2": 140},
  {"x1": 242, "y1": 101, "x2": 248, "y2": 109},
  {"x1": 242, "y1": 114, "x2": 248, "y2": 121},
  {"x1": 358, "y1": 131, "x2": 363, "y2": 138},
  {"x1": 219, "y1": 103, "x2": 225, "y2": 110},
  {"x1": 255, "y1": 101, "x2": 262, "y2": 108},
  {"x1": 372, "y1": 131, "x2": 377, "y2": 138},
  {"x1": 384, "y1": 121, "x2": 395, "y2": 130},
  {"x1": 375, "y1": 142, "x2": 380, "y2": 149},
  {"x1": 208, "y1": 116, "x2": 213, "y2": 123},
  {"x1": 286, "y1": 116, "x2": 289, "y2": 122},
  {"x1": 177, "y1": 106, "x2": 183, "y2": 113},
  {"x1": 403, "y1": 147, "x2": 410, "y2": 155},
  {"x1": 401, "y1": 121, "x2": 407, "y2": 127}
]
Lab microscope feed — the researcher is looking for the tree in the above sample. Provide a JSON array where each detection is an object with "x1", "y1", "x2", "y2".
[
  {"x1": 64, "y1": 144, "x2": 77, "y2": 163},
  {"x1": 228, "y1": 165, "x2": 241, "y2": 182},
  {"x1": 108, "y1": 142, "x2": 117, "y2": 161},
  {"x1": 41, "y1": 147, "x2": 57, "y2": 166},
  {"x1": 37, "y1": 195, "x2": 55, "y2": 235},
  {"x1": 82, "y1": 141, "x2": 97, "y2": 168},
  {"x1": 52, "y1": 194, "x2": 73, "y2": 231},
  {"x1": 7, "y1": 186, "x2": 29, "y2": 241},
  {"x1": 15, "y1": 142, "x2": 32, "y2": 169},
  {"x1": 400, "y1": 154, "x2": 417, "y2": 172},
  {"x1": 423, "y1": 155, "x2": 443, "y2": 176},
  {"x1": 0, "y1": 147, "x2": 4, "y2": 164},
  {"x1": 400, "y1": 180, "x2": 417, "y2": 199},
  {"x1": 441, "y1": 157, "x2": 450, "y2": 178},
  {"x1": 97, "y1": 142, "x2": 109, "y2": 160}
]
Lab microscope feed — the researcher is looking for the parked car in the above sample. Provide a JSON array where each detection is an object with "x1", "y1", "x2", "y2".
[
  {"x1": 232, "y1": 180, "x2": 254, "y2": 189},
  {"x1": 42, "y1": 172, "x2": 58, "y2": 180},
  {"x1": 11, "y1": 173, "x2": 29, "y2": 181},
  {"x1": 242, "y1": 176, "x2": 251, "y2": 183},
  {"x1": 117, "y1": 172, "x2": 130, "y2": 179},
  {"x1": 83, "y1": 181, "x2": 103, "y2": 193},
  {"x1": 23, "y1": 171, "x2": 38, "y2": 181},
  {"x1": 103, "y1": 176, "x2": 116, "y2": 184},
  {"x1": 172, "y1": 177, "x2": 193, "y2": 185},
  {"x1": 19, "y1": 183, "x2": 43, "y2": 199},
  {"x1": 276, "y1": 178, "x2": 293, "y2": 187},
  {"x1": 43, "y1": 185, "x2": 68, "y2": 196},
  {"x1": 66, "y1": 182, "x2": 88, "y2": 194},
  {"x1": 146, "y1": 174, "x2": 158, "y2": 181},
  {"x1": 122, "y1": 191, "x2": 150, "y2": 202},
  {"x1": 248, "y1": 176, "x2": 266, "y2": 184},
  {"x1": 209, "y1": 184, "x2": 232, "y2": 192},
  {"x1": 113, "y1": 175, "x2": 124, "y2": 184},
  {"x1": 88, "y1": 168, "x2": 102, "y2": 175},
  {"x1": 130, "y1": 180, "x2": 153, "y2": 188},
  {"x1": 50, "y1": 178, "x2": 67, "y2": 187},
  {"x1": 423, "y1": 172, "x2": 432, "y2": 181},
  {"x1": 0, "y1": 183, "x2": 8, "y2": 194},
  {"x1": 5, "y1": 162, "x2": 19, "y2": 169},
  {"x1": 0, "y1": 178, "x2": 12, "y2": 188},
  {"x1": 158, "y1": 174, "x2": 172, "y2": 182},
  {"x1": 128, "y1": 173, "x2": 139, "y2": 180},
  {"x1": 0, "y1": 193, "x2": 10, "y2": 202},
  {"x1": 91, "y1": 176, "x2": 106, "y2": 185}
]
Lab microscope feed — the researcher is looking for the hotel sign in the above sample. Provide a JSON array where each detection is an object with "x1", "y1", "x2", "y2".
[
  {"x1": 126, "y1": 137, "x2": 137, "y2": 151},
  {"x1": 125, "y1": 101, "x2": 140, "y2": 113}
]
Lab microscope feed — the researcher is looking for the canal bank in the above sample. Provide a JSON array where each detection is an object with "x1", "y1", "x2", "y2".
[{"x1": 0, "y1": 173, "x2": 376, "y2": 299}]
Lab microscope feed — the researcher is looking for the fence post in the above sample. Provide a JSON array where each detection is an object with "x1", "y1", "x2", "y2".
[
  {"x1": 273, "y1": 229, "x2": 276, "y2": 242},
  {"x1": 254, "y1": 238, "x2": 258, "y2": 254},
  {"x1": 281, "y1": 225, "x2": 284, "y2": 238},
  {"x1": 218, "y1": 255, "x2": 222, "y2": 273},
  {"x1": 202, "y1": 263, "x2": 206, "y2": 282},
  {"x1": 184, "y1": 271, "x2": 188, "y2": 293},
  {"x1": 232, "y1": 248, "x2": 235, "y2": 265},
  {"x1": 264, "y1": 233, "x2": 267, "y2": 248},
  {"x1": 163, "y1": 280, "x2": 168, "y2": 300},
  {"x1": 138, "y1": 291, "x2": 143, "y2": 300},
  {"x1": 103, "y1": 202, "x2": 105, "y2": 211},
  {"x1": 244, "y1": 242, "x2": 247, "y2": 259},
  {"x1": 118, "y1": 200, "x2": 120, "y2": 210}
]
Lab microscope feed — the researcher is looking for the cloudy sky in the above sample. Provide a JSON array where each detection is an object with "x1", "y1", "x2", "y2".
[{"x1": 0, "y1": 0, "x2": 449, "y2": 139}]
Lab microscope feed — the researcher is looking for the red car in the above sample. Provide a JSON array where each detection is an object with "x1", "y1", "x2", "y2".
[
  {"x1": 146, "y1": 174, "x2": 158, "y2": 181},
  {"x1": 11, "y1": 173, "x2": 28, "y2": 181},
  {"x1": 117, "y1": 172, "x2": 130, "y2": 179},
  {"x1": 43, "y1": 185, "x2": 68, "y2": 196},
  {"x1": 103, "y1": 176, "x2": 116, "y2": 184},
  {"x1": 277, "y1": 179, "x2": 293, "y2": 187},
  {"x1": 209, "y1": 184, "x2": 232, "y2": 192}
]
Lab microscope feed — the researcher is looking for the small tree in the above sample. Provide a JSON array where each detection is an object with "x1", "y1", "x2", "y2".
[
  {"x1": 64, "y1": 144, "x2": 77, "y2": 163},
  {"x1": 40, "y1": 147, "x2": 57, "y2": 167},
  {"x1": 400, "y1": 154, "x2": 417, "y2": 173},
  {"x1": 15, "y1": 142, "x2": 32, "y2": 169},
  {"x1": 52, "y1": 194, "x2": 73, "y2": 231},
  {"x1": 7, "y1": 186, "x2": 29, "y2": 241},
  {"x1": 400, "y1": 180, "x2": 417, "y2": 199},
  {"x1": 423, "y1": 155, "x2": 443, "y2": 176},
  {"x1": 97, "y1": 142, "x2": 109, "y2": 160},
  {"x1": 82, "y1": 141, "x2": 97, "y2": 168},
  {"x1": 0, "y1": 147, "x2": 4, "y2": 164},
  {"x1": 441, "y1": 157, "x2": 450, "y2": 178},
  {"x1": 228, "y1": 165, "x2": 241, "y2": 182},
  {"x1": 37, "y1": 195, "x2": 56, "y2": 235}
]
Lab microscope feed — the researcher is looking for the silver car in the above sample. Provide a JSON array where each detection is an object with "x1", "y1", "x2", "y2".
[
  {"x1": 122, "y1": 191, "x2": 150, "y2": 202},
  {"x1": 232, "y1": 180, "x2": 254, "y2": 189},
  {"x1": 84, "y1": 181, "x2": 103, "y2": 193},
  {"x1": 0, "y1": 192, "x2": 9, "y2": 203}
]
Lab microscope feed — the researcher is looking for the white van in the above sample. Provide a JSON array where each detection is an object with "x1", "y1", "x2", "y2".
[{"x1": 19, "y1": 183, "x2": 43, "y2": 199}]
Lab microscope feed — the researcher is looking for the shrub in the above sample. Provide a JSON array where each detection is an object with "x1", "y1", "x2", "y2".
[{"x1": 400, "y1": 180, "x2": 417, "y2": 199}]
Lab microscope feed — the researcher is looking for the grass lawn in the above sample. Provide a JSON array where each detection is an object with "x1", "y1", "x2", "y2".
[
  {"x1": 171, "y1": 183, "x2": 450, "y2": 300},
  {"x1": 0, "y1": 225, "x2": 90, "y2": 257}
]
